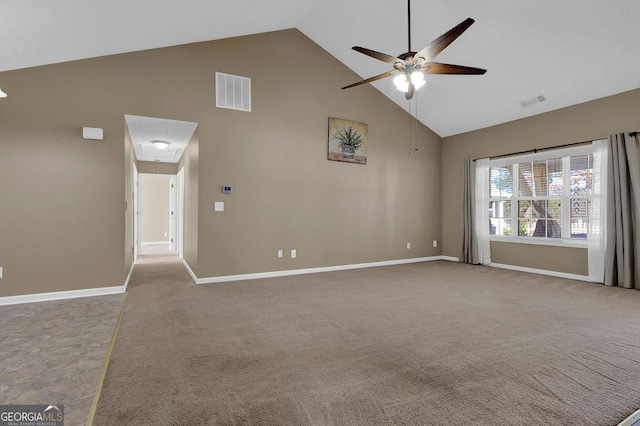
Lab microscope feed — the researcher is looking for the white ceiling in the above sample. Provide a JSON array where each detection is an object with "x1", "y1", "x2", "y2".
[
  {"x1": 125, "y1": 115, "x2": 198, "y2": 164},
  {"x1": 2, "y1": 1, "x2": 639, "y2": 137}
]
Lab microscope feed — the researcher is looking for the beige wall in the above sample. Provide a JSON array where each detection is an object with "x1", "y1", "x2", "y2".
[
  {"x1": 137, "y1": 161, "x2": 178, "y2": 175},
  {"x1": 178, "y1": 130, "x2": 199, "y2": 270},
  {"x1": 140, "y1": 175, "x2": 171, "y2": 243},
  {"x1": 3, "y1": 28, "x2": 634, "y2": 295},
  {"x1": 0, "y1": 29, "x2": 440, "y2": 296},
  {"x1": 0, "y1": 80, "x2": 125, "y2": 296},
  {"x1": 442, "y1": 88, "x2": 640, "y2": 275},
  {"x1": 192, "y1": 31, "x2": 441, "y2": 278}
]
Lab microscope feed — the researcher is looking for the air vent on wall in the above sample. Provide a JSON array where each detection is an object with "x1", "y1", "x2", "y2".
[
  {"x1": 519, "y1": 95, "x2": 546, "y2": 108},
  {"x1": 215, "y1": 72, "x2": 251, "y2": 112}
]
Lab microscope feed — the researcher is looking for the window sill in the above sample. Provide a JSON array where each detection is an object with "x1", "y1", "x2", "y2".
[{"x1": 490, "y1": 236, "x2": 588, "y2": 249}]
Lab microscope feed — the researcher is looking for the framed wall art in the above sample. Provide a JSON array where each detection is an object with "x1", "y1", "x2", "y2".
[{"x1": 328, "y1": 117, "x2": 368, "y2": 165}]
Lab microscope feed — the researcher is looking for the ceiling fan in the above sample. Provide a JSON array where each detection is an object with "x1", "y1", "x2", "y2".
[{"x1": 342, "y1": 1, "x2": 486, "y2": 100}]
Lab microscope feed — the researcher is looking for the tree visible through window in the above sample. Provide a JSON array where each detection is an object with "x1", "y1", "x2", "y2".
[{"x1": 489, "y1": 153, "x2": 593, "y2": 241}]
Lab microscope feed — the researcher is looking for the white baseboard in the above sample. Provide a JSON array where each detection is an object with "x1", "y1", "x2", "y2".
[
  {"x1": 437, "y1": 255, "x2": 589, "y2": 281},
  {"x1": 1, "y1": 265, "x2": 134, "y2": 306},
  {"x1": 194, "y1": 256, "x2": 443, "y2": 285},
  {"x1": 123, "y1": 263, "x2": 135, "y2": 291},
  {"x1": 617, "y1": 408, "x2": 640, "y2": 426},
  {"x1": 489, "y1": 263, "x2": 589, "y2": 281},
  {"x1": 182, "y1": 259, "x2": 198, "y2": 284},
  {"x1": 0, "y1": 285, "x2": 125, "y2": 306}
]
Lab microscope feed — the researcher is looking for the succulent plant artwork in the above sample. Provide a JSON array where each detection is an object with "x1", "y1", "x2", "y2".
[
  {"x1": 333, "y1": 126, "x2": 364, "y2": 152},
  {"x1": 328, "y1": 118, "x2": 368, "y2": 164}
]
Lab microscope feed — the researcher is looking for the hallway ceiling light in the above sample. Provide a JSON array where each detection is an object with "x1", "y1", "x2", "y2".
[{"x1": 151, "y1": 140, "x2": 170, "y2": 150}]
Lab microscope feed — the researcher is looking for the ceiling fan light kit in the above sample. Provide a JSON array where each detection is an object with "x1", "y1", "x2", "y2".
[
  {"x1": 393, "y1": 71, "x2": 425, "y2": 93},
  {"x1": 342, "y1": 0, "x2": 486, "y2": 100}
]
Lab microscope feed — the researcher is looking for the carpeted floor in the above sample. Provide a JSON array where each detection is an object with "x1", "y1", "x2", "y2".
[{"x1": 93, "y1": 259, "x2": 640, "y2": 425}]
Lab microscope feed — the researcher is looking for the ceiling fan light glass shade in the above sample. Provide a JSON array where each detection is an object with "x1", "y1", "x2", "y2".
[
  {"x1": 392, "y1": 74, "x2": 409, "y2": 92},
  {"x1": 151, "y1": 140, "x2": 170, "y2": 150},
  {"x1": 410, "y1": 71, "x2": 426, "y2": 90}
]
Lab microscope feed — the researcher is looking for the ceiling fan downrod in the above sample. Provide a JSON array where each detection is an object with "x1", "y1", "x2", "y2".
[{"x1": 407, "y1": 0, "x2": 412, "y2": 53}]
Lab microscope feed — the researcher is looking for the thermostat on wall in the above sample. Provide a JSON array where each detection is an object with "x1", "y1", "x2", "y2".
[{"x1": 222, "y1": 186, "x2": 233, "y2": 194}]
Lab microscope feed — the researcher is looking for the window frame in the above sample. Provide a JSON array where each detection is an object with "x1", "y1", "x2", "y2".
[{"x1": 487, "y1": 144, "x2": 595, "y2": 248}]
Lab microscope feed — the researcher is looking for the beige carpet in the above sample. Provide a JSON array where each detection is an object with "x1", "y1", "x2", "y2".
[{"x1": 93, "y1": 260, "x2": 640, "y2": 425}]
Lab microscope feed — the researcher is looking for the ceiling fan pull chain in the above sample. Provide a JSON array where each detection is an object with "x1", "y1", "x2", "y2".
[
  {"x1": 414, "y1": 94, "x2": 419, "y2": 152},
  {"x1": 409, "y1": 95, "x2": 418, "y2": 154}
]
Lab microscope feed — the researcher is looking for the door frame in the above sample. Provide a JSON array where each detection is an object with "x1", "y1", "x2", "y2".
[
  {"x1": 133, "y1": 164, "x2": 140, "y2": 260},
  {"x1": 176, "y1": 167, "x2": 185, "y2": 259},
  {"x1": 137, "y1": 173, "x2": 176, "y2": 254}
]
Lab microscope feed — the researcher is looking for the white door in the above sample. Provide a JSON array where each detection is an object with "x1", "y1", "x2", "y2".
[{"x1": 169, "y1": 176, "x2": 177, "y2": 254}]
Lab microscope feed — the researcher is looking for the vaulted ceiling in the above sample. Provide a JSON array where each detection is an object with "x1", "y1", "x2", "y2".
[{"x1": 2, "y1": 0, "x2": 639, "y2": 136}]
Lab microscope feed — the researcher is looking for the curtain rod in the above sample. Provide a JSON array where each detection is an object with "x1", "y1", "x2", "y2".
[
  {"x1": 472, "y1": 131, "x2": 639, "y2": 162},
  {"x1": 472, "y1": 139, "x2": 592, "y2": 162}
]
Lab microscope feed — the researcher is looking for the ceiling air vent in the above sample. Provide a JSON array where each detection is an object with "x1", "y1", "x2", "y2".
[
  {"x1": 519, "y1": 95, "x2": 546, "y2": 108},
  {"x1": 216, "y1": 72, "x2": 251, "y2": 112}
]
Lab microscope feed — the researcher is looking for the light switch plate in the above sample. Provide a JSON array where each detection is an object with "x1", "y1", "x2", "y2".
[
  {"x1": 291, "y1": 249, "x2": 297, "y2": 258},
  {"x1": 214, "y1": 202, "x2": 224, "y2": 212},
  {"x1": 0, "y1": 267, "x2": 3, "y2": 279},
  {"x1": 277, "y1": 250, "x2": 283, "y2": 258}
]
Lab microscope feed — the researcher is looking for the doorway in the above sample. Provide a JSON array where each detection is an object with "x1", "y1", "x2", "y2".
[
  {"x1": 137, "y1": 173, "x2": 175, "y2": 257},
  {"x1": 125, "y1": 114, "x2": 197, "y2": 263}
]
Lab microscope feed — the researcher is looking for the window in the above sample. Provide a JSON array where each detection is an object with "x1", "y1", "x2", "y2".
[{"x1": 488, "y1": 150, "x2": 594, "y2": 244}]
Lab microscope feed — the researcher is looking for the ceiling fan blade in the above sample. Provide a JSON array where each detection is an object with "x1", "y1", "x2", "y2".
[
  {"x1": 342, "y1": 70, "x2": 399, "y2": 90},
  {"x1": 422, "y1": 62, "x2": 487, "y2": 75},
  {"x1": 352, "y1": 46, "x2": 405, "y2": 65},
  {"x1": 405, "y1": 81, "x2": 415, "y2": 100},
  {"x1": 413, "y1": 18, "x2": 475, "y2": 63}
]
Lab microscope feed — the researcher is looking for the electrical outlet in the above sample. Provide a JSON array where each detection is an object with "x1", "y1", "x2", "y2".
[
  {"x1": 291, "y1": 249, "x2": 297, "y2": 258},
  {"x1": 277, "y1": 250, "x2": 283, "y2": 258},
  {"x1": 406, "y1": 242, "x2": 411, "y2": 249},
  {"x1": 433, "y1": 240, "x2": 438, "y2": 248}
]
